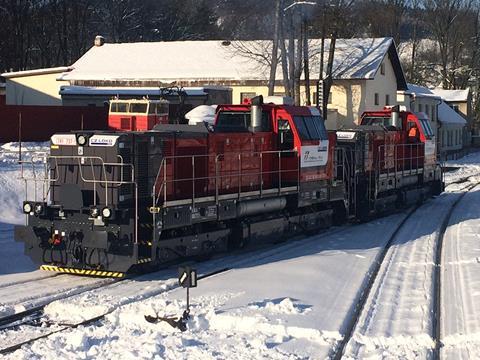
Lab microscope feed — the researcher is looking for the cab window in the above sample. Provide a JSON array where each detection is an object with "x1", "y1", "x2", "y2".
[
  {"x1": 148, "y1": 103, "x2": 157, "y2": 114},
  {"x1": 278, "y1": 119, "x2": 294, "y2": 151},
  {"x1": 293, "y1": 116, "x2": 328, "y2": 140},
  {"x1": 130, "y1": 103, "x2": 148, "y2": 114},
  {"x1": 110, "y1": 102, "x2": 128, "y2": 113},
  {"x1": 216, "y1": 111, "x2": 272, "y2": 133},
  {"x1": 418, "y1": 118, "x2": 434, "y2": 138}
]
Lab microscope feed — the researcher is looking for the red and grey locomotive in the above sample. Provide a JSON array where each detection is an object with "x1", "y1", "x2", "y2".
[{"x1": 14, "y1": 97, "x2": 442, "y2": 277}]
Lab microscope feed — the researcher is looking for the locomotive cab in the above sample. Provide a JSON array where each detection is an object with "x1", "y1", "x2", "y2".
[
  {"x1": 108, "y1": 99, "x2": 169, "y2": 131},
  {"x1": 336, "y1": 106, "x2": 443, "y2": 219}
]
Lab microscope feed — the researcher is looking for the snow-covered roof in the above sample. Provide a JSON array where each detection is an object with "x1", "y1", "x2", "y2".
[
  {"x1": 405, "y1": 83, "x2": 441, "y2": 100},
  {"x1": 430, "y1": 88, "x2": 469, "y2": 102},
  {"x1": 1, "y1": 66, "x2": 71, "y2": 78},
  {"x1": 407, "y1": 84, "x2": 466, "y2": 125},
  {"x1": 59, "y1": 85, "x2": 222, "y2": 97},
  {"x1": 59, "y1": 38, "x2": 406, "y2": 88}
]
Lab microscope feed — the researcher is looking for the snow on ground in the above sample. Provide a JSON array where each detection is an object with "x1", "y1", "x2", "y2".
[
  {"x1": 443, "y1": 150, "x2": 480, "y2": 185},
  {"x1": 0, "y1": 142, "x2": 49, "y2": 225},
  {"x1": 441, "y1": 184, "x2": 480, "y2": 359},
  {"x1": 11, "y1": 214, "x2": 408, "y2": 360},
  {"x1": 343, "y1": 192, "x2": 463, "y2": 358}
]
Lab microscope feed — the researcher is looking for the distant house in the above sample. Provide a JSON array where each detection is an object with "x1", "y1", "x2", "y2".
[
  {"x1": 1, "y1": 67, "x2": 70, "y2": 106},
  {"x1": 431, "y1": 88, "x2": 473, "y2": 146},
  {"x1": 58, "y1": 37, "x2": 407, "y2": 129},
  {"x1": 399, "y1": 84, "x2": 466, "y2": 158}
]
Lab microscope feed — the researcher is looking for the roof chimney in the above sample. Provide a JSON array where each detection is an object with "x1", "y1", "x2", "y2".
[{"x1": 94, "y1": 35, "x2": 105, "y2": 47}]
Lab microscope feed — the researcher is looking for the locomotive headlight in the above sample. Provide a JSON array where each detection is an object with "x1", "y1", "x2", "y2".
[
  {"x1": 23, "y1": 202, "x2": 32, "y2": 214},
  {"x1": 102, "y1": 207, "x2": 112, "y2": 219},
  {"x1": 90, "y1": 207, "x2": 99, "y2": 218},
  {"x1": 34, "y1": 203, "x2": 44, "y2": 215},
  {"x1": 77, "y1": 134, "x2": 88, "y2": 146}
]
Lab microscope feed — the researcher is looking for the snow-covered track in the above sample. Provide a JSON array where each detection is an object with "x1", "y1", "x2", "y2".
[
  {"x1": 330, "y1": 205, "x2": 420, "y2": 359},
  {"x1": 336, "y1": 180, "x2": 480, "y2": 359},
  {"x1": 434, "y1": 182, "x2": 480, "y2": 359},
  {"x1": 0, "y1": 267, "x2": 231, "y2": 355}
]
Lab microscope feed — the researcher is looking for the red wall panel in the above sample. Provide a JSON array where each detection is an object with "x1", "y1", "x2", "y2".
[{"x1": 0, "y1": 104, "x2": 108, "y2": 143}]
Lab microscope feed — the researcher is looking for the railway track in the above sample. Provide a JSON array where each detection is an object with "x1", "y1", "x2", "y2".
[
  {"x1": 0, "y1": 267, "x2": 230, "y2": 355},
  {"x1": 332, "y1": 179, "x2": 479, "y2": 359},
  {"x1": 432, "y1": 182, "x2": 480, "y2": 359},
  {"x1": 0, "y1": 221, "x2": 363, "y2": 356}
]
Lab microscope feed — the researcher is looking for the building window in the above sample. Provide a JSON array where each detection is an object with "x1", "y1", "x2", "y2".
[
  {"x1": 452, "y1": 104, "x2": 460, "y2": 113},
  {"x1": 380, "y1": 62, "x2": 385, "y2": 75},
  {"x1": 240, "y1": 92, "x2": 256, "y2": 103},
  {"x1": 425, "y1": 104, "x2": 430, "y2": 118},
  {"x1": 328, "y1": 92, "x2": 332, "y2": 104},
  {"x1": 374, "y1": 93, "x2": 379, "y2": 106},
  {"x1": 432, "y1": 106, "x2": 436, "y2": 122},
  {"x1": 385, "y1": 94, "x2": 390, "y2": 106},
  {"x1": 418, "y1": 103, "x2": 423, "y2": 113}
]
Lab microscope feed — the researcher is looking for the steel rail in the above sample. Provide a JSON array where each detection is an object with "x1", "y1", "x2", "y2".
[
  {"x1": 331, "y1": 179, "x2": 478, "y2": 360},
  {"x1": 432, "y1": 180, "x2": 480, "y2": 360}
]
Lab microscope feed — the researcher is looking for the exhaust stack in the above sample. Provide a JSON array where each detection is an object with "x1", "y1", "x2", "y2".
[
  {"x1": 250, "y1": 95, "x2": 263, "y2": 132},
  {"x1": 391, "y1": 105, "x2": 402, "y2": 129}
]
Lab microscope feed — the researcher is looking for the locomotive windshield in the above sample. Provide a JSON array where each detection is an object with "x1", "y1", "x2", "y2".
[
  {"x1": 417, "y1": 116, "x2": 434, "y2": 139},
  {"x1": 293, "y1": 116, "x2": 328, "y2": 141},
  {"x1": 361, "y1": 116, "x2": 393, "y2": 127},
  {"x1": 130, "y1": 103, "x2": 148, "y2": 113},
  {"x1": 215, "y1": 111, "x2": 271, "y2": 132}
]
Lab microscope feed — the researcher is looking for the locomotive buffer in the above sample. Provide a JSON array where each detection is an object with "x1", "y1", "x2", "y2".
[{"x1": 144, "y1": 267, "x2": 197, "y2": 332}]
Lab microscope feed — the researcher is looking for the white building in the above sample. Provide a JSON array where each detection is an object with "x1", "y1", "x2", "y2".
[
  {"x1": 57, "y1": 37, "x2": 407, "y2": 129},
  {"x1": 1, "y1": 67, "x2": 70, "y2": 106}
]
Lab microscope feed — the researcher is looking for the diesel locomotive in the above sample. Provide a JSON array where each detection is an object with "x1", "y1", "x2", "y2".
[{"x1": 14, "y1": 96, "x2": 443, "y2": 277}]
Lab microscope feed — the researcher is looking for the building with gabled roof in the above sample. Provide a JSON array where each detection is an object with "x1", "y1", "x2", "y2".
[
  {"x1": 1, "y1": 67, "x2": 70, "y2": 106},
  {"x1": 431, "y1": 88, "x2": 473, "y2": 146},
  {"x1": 58, "y1": 37, "x2": 407, "y2": 129}
]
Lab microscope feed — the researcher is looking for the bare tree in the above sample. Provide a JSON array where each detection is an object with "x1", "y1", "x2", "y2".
[
  {"x1": 424, "y1": 0, "x2": 474, "y2": 89},
  {"x1": 268, "y1": 0, "x2": 282, "y2": 96}
]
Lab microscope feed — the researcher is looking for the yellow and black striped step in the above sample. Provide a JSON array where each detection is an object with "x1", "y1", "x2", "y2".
[{"x1": 40, "y1": 265, "x2": 125, "y2": 278}]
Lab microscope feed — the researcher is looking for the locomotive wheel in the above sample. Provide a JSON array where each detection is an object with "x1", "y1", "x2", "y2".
[{"x1": 332, "y1": 201, "x2": 347, "y2": 226}]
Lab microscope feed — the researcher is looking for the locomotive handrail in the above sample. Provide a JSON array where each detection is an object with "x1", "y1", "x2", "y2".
[
  {"x1": 18, "y1": 153, "x2": 139, "y2": 244},
  {"x1": 376, "y1": 143, "x2": 425, "y2": 196},
  {"x1": 152, "y1": 149, "x2": 300, "y2": 210}
]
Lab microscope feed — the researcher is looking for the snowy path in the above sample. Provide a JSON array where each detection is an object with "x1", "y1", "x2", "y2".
[
  {"x1": 441, "y1": 185, "x2": 480, "y2": 359},
  {"x1": 342, "y1": 191, "x2": 464, "y2": 359}
]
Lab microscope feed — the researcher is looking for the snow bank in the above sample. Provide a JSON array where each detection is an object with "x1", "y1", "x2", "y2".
[
  {"x1": 0, "y1": 142, "x2": 49, "y2": 224},
  {"x1": 444, "y1": 150, "x2": 480, "y2": 185}
]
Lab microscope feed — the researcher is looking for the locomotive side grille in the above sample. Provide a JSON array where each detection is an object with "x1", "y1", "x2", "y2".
[{"x1": 135, "y1": 141, "x2": 150, "y2": 198}]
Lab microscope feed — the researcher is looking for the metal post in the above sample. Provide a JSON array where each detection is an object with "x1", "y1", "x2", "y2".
[
  {"x1": 18, "y1": 112, "x2": 22, "y2": 163},
  {"x1": 164, "y1": 159, "x2": 167, "y2": 204},
  {"x1": 186, "y1": 287, "x2": 190, "y2": 314},
  {"x1": 278, "y1": 151, "x2": 281, "y2": 194},
  {"x1": 238, "y1": 153, "x2": 241, "y2": 198},
  {"x1": 192, "y1": 156, "x2": 195, "y2": 207},
  {"x1": 215, "y1": 156, "x2": 219, "y2": 205},
  {"x1": 260, "y1": 152, "x2": 263, "y2": 197}
]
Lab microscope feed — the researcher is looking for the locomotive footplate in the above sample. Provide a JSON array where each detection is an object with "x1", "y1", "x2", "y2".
[{"x1": 40, "y1": 265, "x2": 126, "y2": 278}]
